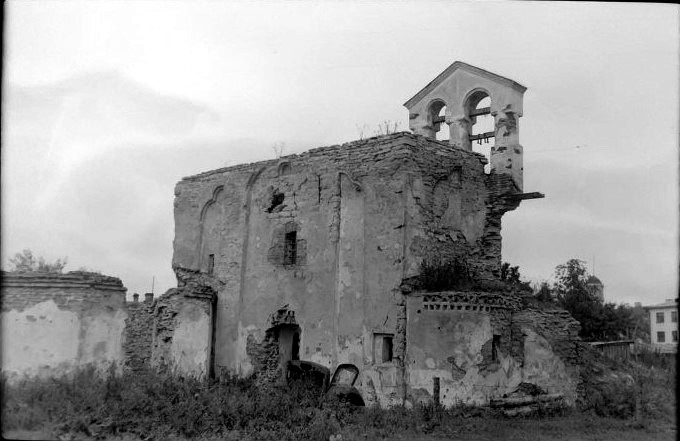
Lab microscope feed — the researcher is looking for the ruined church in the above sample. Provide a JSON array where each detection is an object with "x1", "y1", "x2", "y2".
[
  {"x1": 168, "y1": 62, "x2": 581, "y2": 406},
  {"x1": 1, "y1": 62, "x2": 582, "y2": 408}
]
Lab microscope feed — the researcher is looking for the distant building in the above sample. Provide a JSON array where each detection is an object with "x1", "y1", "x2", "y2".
[
  {"x1": 590, "y1": 340, "x2": 634, "y2": 361},
  {"x1": 644, "y1": 299, "x2": 678, "y2": 353},
  {"x1": 585, "y1": 275, "x2": 604, "y2": 302}
]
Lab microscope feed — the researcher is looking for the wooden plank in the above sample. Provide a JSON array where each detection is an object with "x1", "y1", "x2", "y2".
[
  {"x1": 502, "y1": 192, "x2": 545, "y2": 200},
  {"x1": 470, "y1": 107, "x2": 491, "y2": 117},
  {"x1": 468, "y1": 131, "x2": 495, "y2": 141}
]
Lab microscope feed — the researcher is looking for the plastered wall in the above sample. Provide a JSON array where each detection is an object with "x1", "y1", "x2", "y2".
[
  {"x1": 1, "y1": 272, "x2": 128, "y2": 381},
  {"x1": 405, "y1": 293, "x2": 580, "y2": 406},
  {"x1": 149, "y1": 286, "x2": 215, "y2": 378}
]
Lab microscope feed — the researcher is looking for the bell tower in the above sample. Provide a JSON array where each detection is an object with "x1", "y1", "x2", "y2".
[{"x1": 404, "y1": 61, "x2": 526, "y2": 192}]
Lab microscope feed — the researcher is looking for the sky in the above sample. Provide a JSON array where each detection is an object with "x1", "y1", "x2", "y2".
[{"x1": 2, "y1": 1, "x2": 678, "y2": 306}]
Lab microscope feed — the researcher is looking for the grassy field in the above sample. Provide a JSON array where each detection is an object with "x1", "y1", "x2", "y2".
[{"x1": 2, "y1": 358, "x2": 675, "y2": 441}]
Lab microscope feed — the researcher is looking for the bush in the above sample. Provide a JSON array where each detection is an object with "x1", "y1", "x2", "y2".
[{"x1": 418, "y1": 258, "x2": 473, "y2": 291}]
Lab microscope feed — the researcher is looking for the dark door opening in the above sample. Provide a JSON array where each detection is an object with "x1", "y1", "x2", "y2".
[{"x1": 277, "y1": 324, "x2": 301, "y2": 383}]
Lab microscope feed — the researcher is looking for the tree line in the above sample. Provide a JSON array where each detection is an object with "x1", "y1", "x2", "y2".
[{"x1": 530, "y1": 258, "x2": 649, "y2": 343}]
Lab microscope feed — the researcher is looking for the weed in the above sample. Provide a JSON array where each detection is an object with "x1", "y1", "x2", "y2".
[{"x1": 2, "y1": 359, "x2": 675, "y2": 440}]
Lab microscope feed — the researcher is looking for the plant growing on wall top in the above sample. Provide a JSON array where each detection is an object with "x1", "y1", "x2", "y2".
[
  {"x1": 500, "y1": 262, "x2": 532, "y2": 292},
  {"x1": 5, "y1": 249, "x2": 68, "y2": 273},
  {"x1": 417, "y1": 258, "x2": 473, "y2": 292}
]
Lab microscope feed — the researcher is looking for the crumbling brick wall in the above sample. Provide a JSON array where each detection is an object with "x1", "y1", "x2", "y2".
[
  {"x1": 123, "y1": 300, "x2": 154, "y2": 372},
  {"x1": 246, "y1": 330, "x2": 280, "y2": 384},
  {"x1": 149, "y1": 283, "x2": 216, "y2": 378},
  {"x1": 511, "y1": 308, "x2": 582, "y2": 367}
]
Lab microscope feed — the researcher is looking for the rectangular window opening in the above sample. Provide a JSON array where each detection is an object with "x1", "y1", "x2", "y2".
[
  {"x1": 657, "y1": 331, "x2": 666, "y2": 343},
  {"x1": 284, "y1": 231, "x2": 297, "y2": 265},
  {"x1": 672, "y1": 311, "x2": 677, "y2": 323},
  {"x1": 207, "y1": 254, "x2": 215, "y2": 275},
  {"x1": 373, "y1": 333, "x2": 394, "y2": 363},
  {"x1": 656, "y1": 312, "x2": 665, "y2": 324},
  {"x1": 382, "y1": 336, "x2": 393, "y2": 363},
  {"x1": 673, "y1": 331, "x2": 678, "y2": 343}
]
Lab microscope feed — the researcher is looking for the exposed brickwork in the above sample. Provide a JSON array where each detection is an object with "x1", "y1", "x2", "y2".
[
  {"x1": 266, "y1": 221, "x2": 308, "y2": 267},
  {"x1": 245, "y1": 330, "x2": 280, "y2": 385},
  {"x1": 123, "y1": 301, "x2": 154, "y2": 372},
  {"x1": 149, "y1": 284, "x2": 215, "y2": 372},
  {"x1": 511, "y1": 309, "x2": 582, "y2": 366}
]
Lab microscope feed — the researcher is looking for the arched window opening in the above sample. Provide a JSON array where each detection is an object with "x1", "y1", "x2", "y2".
[
  {"x1": 198, "y1": 186, "x2": 224, "y2": 274},
  {"x1": 429, "y1": 100, "x2": 449, "y2": 141},
  {"x1": 466, "y1": 93, "x2": 493, "y2": 173},
  {"x1": 278, "y1": 162, "x2": 292, "y2": 177}
]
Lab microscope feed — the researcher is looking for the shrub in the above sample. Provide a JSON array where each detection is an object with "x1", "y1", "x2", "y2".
[{"x1": 418, "y1": 258, "x2": 473, "y2": 291}]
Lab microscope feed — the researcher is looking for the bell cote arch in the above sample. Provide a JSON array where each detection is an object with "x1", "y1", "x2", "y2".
[{"x1": 404, "y1": 61, "x2": 526, "y2": 190}]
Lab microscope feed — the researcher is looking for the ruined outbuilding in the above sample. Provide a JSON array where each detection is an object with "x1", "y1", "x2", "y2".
[{"x1": 169, "y1": 62, "x2": 580, "y2": 406}]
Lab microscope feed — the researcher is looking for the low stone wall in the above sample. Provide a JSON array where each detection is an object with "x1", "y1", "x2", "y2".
[{"x1": 1, "y1": 271, "x2": 128, "y2": 381}]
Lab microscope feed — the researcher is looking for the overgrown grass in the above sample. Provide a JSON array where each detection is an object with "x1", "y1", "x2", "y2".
[
  {"x1": 578, "y1": 349, "x2": 676, "y2": 421},
  {"x1": 2, "y1": 357, "x2": 676, "y2": 441}
]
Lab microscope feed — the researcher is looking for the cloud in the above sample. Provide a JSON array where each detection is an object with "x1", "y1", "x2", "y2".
[
  {"x1": 1, "y1": 71, "x2": 270, "y2": 295},
  {"x1": 504, "y1": 156, "x2": 678, "y2": 305},
  {"x1": 3, "y1": 71, "x2": 224, "y2": 210}
]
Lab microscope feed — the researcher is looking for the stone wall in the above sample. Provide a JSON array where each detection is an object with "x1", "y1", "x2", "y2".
[{"x1": 1, "y1": 271, "x2": 128, "y2": 381}]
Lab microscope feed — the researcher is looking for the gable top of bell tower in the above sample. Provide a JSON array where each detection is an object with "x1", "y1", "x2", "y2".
[
  {"x1": 404, "y1": 61, "x2": 526, "y2": 110},
  {"x1": 403, "y1": 61, "x2": 528, "y2": 192}
]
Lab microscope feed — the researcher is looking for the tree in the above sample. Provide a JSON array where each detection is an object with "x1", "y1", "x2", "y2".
[
  {"x1": 552, "y1": 258, "x2": 633, "y2": 341},
  {"x1": 7, "y1": 249, "x2": 68, "y2": 273},
  {"x1": 553, "y1": 258, "x2": 589, "y2": 296},
  {"x1": 500, "y1": 262, "x2": 521, "y2": 284},
  {"x1": 500, "y1": 262, "x2": 532, "y2": 291},
  {"x1": 373, "y1": 120, "x2": 400, "y2": 136},
  {"x1": 271, "y1": 142, "x2": 286, "y2": 158},
  {"x1": 535, "y1": 281, "x2": 554, "y2": 303}
]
